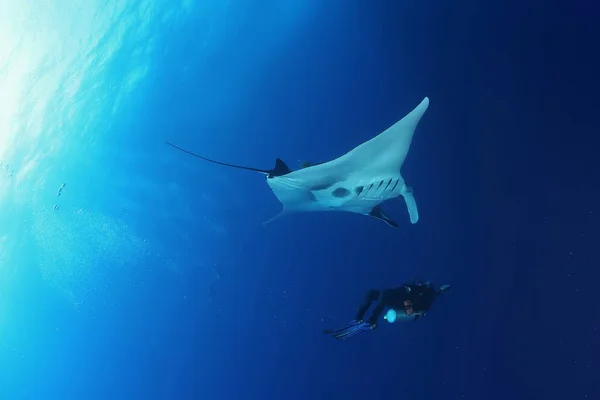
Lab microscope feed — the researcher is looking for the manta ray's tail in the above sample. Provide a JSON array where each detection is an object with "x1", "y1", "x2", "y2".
[{"x1": 165, "y1": 142, "x2": 292, "y2": 178}]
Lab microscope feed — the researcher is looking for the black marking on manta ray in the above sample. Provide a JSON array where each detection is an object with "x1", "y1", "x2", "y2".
[
  {"x1": 308, "y1": 181, "x2": 336, "y2": 191},
  {"x1": 332, "y1": 187, "x2": 351, "y2": 198}
]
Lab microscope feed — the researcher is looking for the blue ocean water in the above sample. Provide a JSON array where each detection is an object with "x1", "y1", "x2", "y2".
[{"x1": 1, "y1": 1, "x2": 598, "y2": 399}]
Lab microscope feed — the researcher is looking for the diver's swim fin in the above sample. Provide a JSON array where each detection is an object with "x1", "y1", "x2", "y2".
[{"x1": 323, "y1": 320, "x2": 374, "y2": 341}]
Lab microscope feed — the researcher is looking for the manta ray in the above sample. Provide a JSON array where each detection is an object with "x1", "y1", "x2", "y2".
[{"x1": 167, "y1": 96, "x2": 430, "y2": 228}]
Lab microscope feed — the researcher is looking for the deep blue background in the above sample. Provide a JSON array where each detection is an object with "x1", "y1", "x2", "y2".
[
  {"x1": 154, "y1": 1, "x2": 598, "y2": 398},
  {"x1": 1, "y1": 0, "x2": 598, "y2": 399}
]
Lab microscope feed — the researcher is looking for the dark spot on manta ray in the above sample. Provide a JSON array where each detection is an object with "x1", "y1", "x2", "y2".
[
  {"x1": 331, "y1": 187, "x2": 350, "y2": 198},
  {"x1": 308, "y1": 180, "x2": 336, "y2": 191}
]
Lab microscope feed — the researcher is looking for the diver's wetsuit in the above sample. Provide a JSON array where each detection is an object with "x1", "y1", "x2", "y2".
[
  {"x1": 356, "y1": 283, "x2": 437, "y2": 326},
  {"x1": 324, "y1": 282, "x2": 450, "y2": 340}
]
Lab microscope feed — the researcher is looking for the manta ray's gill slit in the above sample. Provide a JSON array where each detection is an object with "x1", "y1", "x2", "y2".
[
  {"x1": 373, "y1": 179, "x2": 388, "y2": 199},
  {"x1": 384, "y1": 178, "x2": 393, "y2": 191},
  {"x1": 355, "y1": 179, "x2": 398, "y2": 200},
  {"x1": 354, "y1": 177, "x2": 403, "y2": 200},
  {"x1": 377, "y1": 178, "x2": 395, "y2": 200},
  {"x1": 354, "y1": 186, "x2": 364, "y2": 198}
]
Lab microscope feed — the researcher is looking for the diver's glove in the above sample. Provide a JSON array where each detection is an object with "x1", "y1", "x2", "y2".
[{"x1": 438, "y1": 284, "x2": 451, "y2": 295}]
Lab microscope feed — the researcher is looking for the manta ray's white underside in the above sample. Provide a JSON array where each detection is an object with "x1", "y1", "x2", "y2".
[
  {"x1": 167, "y1": 97, "x2": 430, "y2": 229},
  {"x1": 265, "y1": 97, "x2": 429, "y2": 227}
]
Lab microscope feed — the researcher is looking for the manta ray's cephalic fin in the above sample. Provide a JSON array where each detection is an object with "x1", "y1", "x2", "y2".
[{"x1": 400, "y1": 184, "x2": 419, "y2": 224}]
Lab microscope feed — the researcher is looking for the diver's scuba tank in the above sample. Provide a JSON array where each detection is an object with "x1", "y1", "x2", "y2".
[
  {"x1": 384, "y1": 309, "x2": 400, "y2": 323},
  {"x1": 383, "y1": 308, "x2": 423, "y2": 323}
]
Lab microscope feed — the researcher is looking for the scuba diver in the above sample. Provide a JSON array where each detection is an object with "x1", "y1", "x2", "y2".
[{"x1": 323, "y1": 280, "x2": 451, "y2": 341}]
